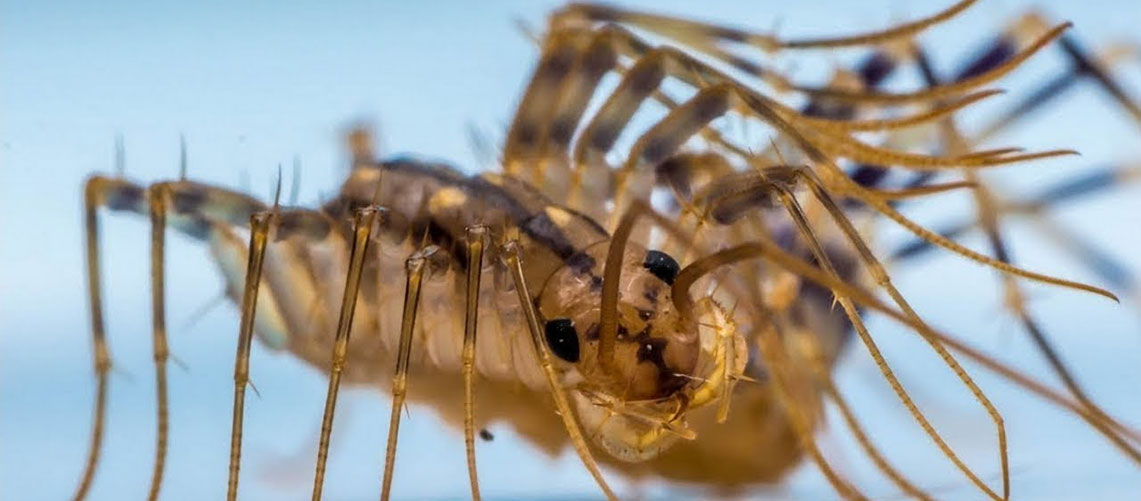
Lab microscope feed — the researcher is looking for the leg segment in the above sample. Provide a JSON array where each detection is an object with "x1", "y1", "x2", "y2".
[
  {"x1": 311, "y1": 206, "x2": 381, "y2": 501},
  {"x1": 504, "y1": 27, "x2": 618, "y2": 186},
  {"x1": 597, "y1": 76, "x2": 1108, "y2": 299},
  {"x1": 554, "y1": 1, "x2": 979, "y2": 58},
  {"x1": 146, "y1": 184, "x2": 174, "y2": 501},
  {"x1": 73, "y1": 177, "x2": 126, "y2": 501},
  {"x1": 75, "y1": 174, "x2": 269, "y2": 500},
  {"x1": 502, "y1": 240, "x2": 617, "y2": 501},
  {"x1": 707, "y1": 164, "x2": 1141, "y2": 469},
  {"x1": 771, "y1": 173, "x2": 1007, "y2": 500},
  {"x1": 919, "y1": 35, "x2": 1141, "y2": 470},
  {"x1": 379, "y1": 248, "x2": 430, "y2": 501},
  {"x1": 461, "y1": 226, "x2": 489, "y2": 501},
  {"x1": 226, "y1": 211, "x2": 275, "y2": 501}
]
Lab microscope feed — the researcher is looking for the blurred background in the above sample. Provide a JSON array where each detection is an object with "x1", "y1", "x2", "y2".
[{"x1": 3, "y1": 0, "x2": 1141, "y2": 499}]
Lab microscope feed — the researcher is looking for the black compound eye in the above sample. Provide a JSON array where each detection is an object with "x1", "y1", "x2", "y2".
[
  {"x1": 643, "y1": 250, "x2": 679, "y2": 285},
  {"x1": 544, "y1": 318, "x2": 580, "y2": 363}
]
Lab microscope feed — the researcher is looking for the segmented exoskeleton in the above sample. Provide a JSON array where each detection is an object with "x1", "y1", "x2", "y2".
[{"x1": 71, "y1": 1, "x2": 1141, "y2": 500}]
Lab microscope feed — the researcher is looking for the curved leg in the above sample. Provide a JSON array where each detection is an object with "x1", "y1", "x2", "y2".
[
  {"x1": 75, "y1": 174, "x2": 269, "y2": 501},
  {"x1": 502, "y1": 240, "x2": 618, "y2": 501}
]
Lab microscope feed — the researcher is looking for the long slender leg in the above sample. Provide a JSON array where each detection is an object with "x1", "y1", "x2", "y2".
[
  {"x1": 690, "y1": 152, "x2": 1140, "y2": 493},
  {"x1": 378, "y1": 248, "x2": 432, "y2": 501},
  {"x1": 635, "y1": 190, "x2": 1141, "y2": 466},
  {"x1": 74, "y1": 173, "x2": 271, "y2": 500},
  {"x1": 504, "y1": 26, "x2": 621, "y2": 193},
  {"x1": 311, "y1": 206, "x2": 380, "y2": 501},
  {"x1": 684, "y1": 229, "x2": 1141, "y2": 472},
  {"x1": 596, "y1": 200, "x2": 868, "y2": 498},
  {"x1": 785, "y1": 166, "x2": 1139, "y2": 464},
  {"x1": 504, "y1": 28, "x2": 587, "y2": 172},
  {"x1": 752, "y1": 88, "x2": 1115, "y2": 299},
  {"x1": 226, "y1": 211, "x2": 274, "y2": 501},
  {"x1": 555, "y1": 1, "x2": 980, "y2": 59},
  {"x1": 850, "y1": 13, "x2": 1049, "y2": 186},
  {"x1": 502, "y1": 240, "x2": 618, "y2": 501},
  {"x1": 977, "y1": 33, "x2": 1141, "y2": 141},
  {"x1": 590, "y1": 55, "x2": 1129, "y2": 481},
  {"x1": 673, "y1": 234, "x2": 1141, "y2": 444},
  {"x1": 891, "y1": 166, "x2": 1141, "y2": 277},
  {"x1": 564, "y1": 7, "x2": 1066, "y2": 107},
  {"x1": 560, "y1": 25, "x2": 971, "y2": 208},
  {"x1": 812, "y1": 357, "x2": 931, "y2": 501},
  {"x1": 567, "y1": 46, "x2": 1053, "y2": 232},
  {"x1": 461, "y1": 225, "x2": 488, "y2": 501},
  {"x1": 73, "y1": 176, "x2": 132, "y2": 500},
  {"x1": 600, "y1": 76, "x2": 1109, "y2": 299},
  {"x1": 896, "y1": 16, "x2": 1141, "y2": 186},
  {"x1": 771, "y1": 178, "x2": 1006, "y2": 500},
  {"x1": 919, "y1": 36, "x2": 1141, "y2": 469},
  {"x1": 754, "y1": 317, "x2": 865, "y2": 500},
  {"x1": 547, "y1": 4, "x2": 1097, "y2": 211},
  {"x1": 547, "y1": 20, "x2": 1054, "y2": 225},
  {"x1": 555, "y1": 23, "x2": 1070, "y2": 212},
  {"x1": 146, "y1": 183, "x2": 174, "y2": 501}
]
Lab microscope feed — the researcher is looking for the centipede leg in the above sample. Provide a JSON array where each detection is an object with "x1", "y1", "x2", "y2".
[
  {"x1": 555, "y1": 1, "x2": 979, "y2": 62},
  {"x1": 600, "y1": 68, "x2": 1104, "y2": 301},
  {"x1": 925, "y1": 38, "x2": 1141, "y2": 466},
  {"x1": 892, "y1": 166, "x2": 1141, "y2": 283},
  {"x1": 975, "y1": 32, "x2": 1141, "y2": 141},
  {"x1": 813, "y1": 355, "x2": 930, "y2": 501},
  {"x1": 772, "y1": 179, "x2": 993, "y2": 500},
  {"x1": 378, "y1": 248, "x2": 431, "y2": 501},
  {"x1": 226, "y1": 211, "x2": 274, "y2": 501},
  {"x1": 146, "y1": 183, "x2": 174, "y2": 501},
  {"x1": 73, "y1": 176, "x2": 135, "y2": 500},
  {"x1": 461, "y1": 225, "x2": 488, "y2": 501},
  {"x1": 311, "y1": 206, "x2": 380, "y2": 501},
  {"x1": 75, "y1": 171, "x2": 271, "y2": 499},
  {"x1": 683, "y1": 233, "x2": 1141, "y2": 461},
  {"x1": 505, "y1": 27, "x2": 614, "y2": 197},
  {"x1": 972, "y1": 179, "x2": 1141, "y2": 463},
  {"x1": 752, "y1": 317, "x2": 866, "y2": 501},
  {"x1": 665, "y1": 220, "x2": 882, "y2": 499},
  {"x1": 502, "y1": 240, "x2": 617, "y2": 501}
]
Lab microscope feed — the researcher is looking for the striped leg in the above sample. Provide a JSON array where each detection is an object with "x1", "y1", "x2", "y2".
[
  {"x1": 514, "y1": 11, "x2": 1046, "y2": 219},
  {"x1": 211, "y1": 206, "x2": 348, "y2": 499},
  {"x1": 911, "y1": 36, "x2": 1141, "y2": 467},
  {"x1": 311, "y1": 206, "x2": 381, "y2": 501},
  {"x1": 76, "y1": 174, "x2": 269, "y2": 500},
  {"x1": 460, "y1": 226, "x2": 488, "y2": 501},
  {"x1": 586, "y1": 72, "x2": 1101, "y2": 297},
  {"x1": 504, "y1": 27, "x2": 614, "y2": 196},
  {"x1": 226, "y1": 211, "x2": 274, "y2": 501},
  {"x1": 502, "y1": 240, "x2": 618, "y2": 501},
  {"x1": 377, "y1": 247, "x2": 431, "y2": 501}
]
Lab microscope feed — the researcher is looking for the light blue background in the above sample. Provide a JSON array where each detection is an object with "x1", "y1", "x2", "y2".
[{"x1": 3, "y1": 1, "x2": 1141, "y2": 499}]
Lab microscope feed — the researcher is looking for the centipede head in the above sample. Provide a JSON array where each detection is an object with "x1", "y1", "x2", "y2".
[{"x1": 537, "y1": 241, "x2": 745, "y2": 461}]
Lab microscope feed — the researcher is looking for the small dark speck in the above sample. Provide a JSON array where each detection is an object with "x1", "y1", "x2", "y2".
[
  {"x1": 479, "y1": 429, "x2": 494, "y2": 441},
  {"x1": 585, "y1": 323, "x2": 600, "y2": 340}
]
